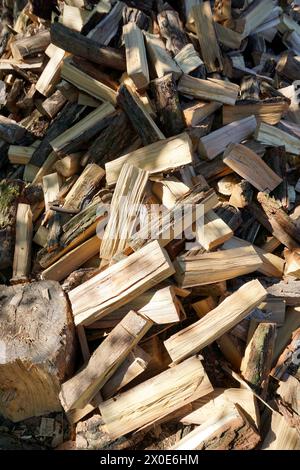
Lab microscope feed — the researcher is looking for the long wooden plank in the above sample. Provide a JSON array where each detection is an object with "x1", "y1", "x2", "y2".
[
  {"x1": 178, "y1": 74, "x2": 239, "y2": 106},
  {"x1": 123, "y1": 22, "x2": 149, "y2": 90},
  {"x1": 11, "y1": 204, "x2": 32, "y2": 283}
]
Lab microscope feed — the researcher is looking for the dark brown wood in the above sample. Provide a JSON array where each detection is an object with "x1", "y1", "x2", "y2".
[
  {"x1": 157, "y1": 8, "x2": 189, "y2": 55},
  {"x1": 0, "y1": 116, "x2": 27, "y2": 144},
  {"x1": 71, "y1": 56, "x2": 119, "y2": 91},
  {"x1": 264, "y1": 147, "x2": 288, "y2": 210},
  {"x1": 38, "y1": 89, "x2": 67, "y2": 120},
  {"x1": 240, "y1": 76, "x2": 260, "y2": 101},
  {"x1": 50, "y1": 22, "x2": 126, "y2": 72},
  {"x1": 276, "y1": 52, "x2": 300, "y2": 82},
  {"x1": 150, "y1": 73, "x2": 185, "y2": 137},
  {"x1": 123, "y1": 6, "x2": 151, "y2": 30},
  {"x1": 30, "y1": 0, "x2": 58, "y2": 20}
]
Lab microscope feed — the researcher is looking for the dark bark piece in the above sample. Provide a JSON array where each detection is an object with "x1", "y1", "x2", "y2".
[
  {"x1": 0, "y1": 280, "x2": 76, "y2": 422},
  {"x1": 38, "y1": 89, "x2": 67, "y2": 120},
  {"x1": 157, "y1": 8, "x2": 189, "y2": 55},
  {"x1": 123, "y1": 6, "x2": 151, "y2": 30},
  {"x1": 276, "y1": 52, "x2": 300, "y2": 82},
  {"x1": 122, "y1": 0, "x2": 153, "y2": 12},
  {"x1": 50, "y1": 22, "x2": 126, "y2": 72},
  {"x1": 30, "y1": 0, "x2": 58, "y2": 20},
  {"x1": 0, "y1": 116, "x2": 27, "y2": 144},
  {"x1": 264, "y1": 146, "x2": 289, "y2": 210},
  {"x1": 150, "y1": 73, "x2": 185, "y2": 137},
  {"x1": 240, "y1": 76, "x2": 260, "y2": 101},
  {"x1": 265, "y1": 279, "x2": 300, "y2": 306},
  {"x1": 47, "y1": 212, "x2": 63, "y2": 253},
  {"x1": 71, "y1": 56, "x2": 119, "y2": 91}
]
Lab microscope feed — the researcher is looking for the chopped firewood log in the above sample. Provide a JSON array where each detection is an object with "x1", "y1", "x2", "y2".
[
  {"x1": 276, "y1": 52, "x2": 300, "y2": 82},
  {"x1": 63, "y1": 163, "x2": 105, "y2": 212},
  {"x1": 192, "y1": 296, "x2": 217, "y2": 319},
  {"x1": 10, "y1": 30, "x2": 51, "y2": 60},
  {"x1": 35, "y1": 46, "x2": 65, "y2": 97},
  {"x1": 173, "y1": 405, "x2": 260, "y2": 450},
  {"x1": 123, "y1": 22, "x2": 149, "y2": 90},
  {"x1": 261, "y1": 412, "x2": 300, "y2": 450},
  {"x1": 192, "y1": 2, "x2": 223, "y2": 73},
  {"x1": 255, "y1": 122, "x2": 300, "y2": 155},
  {"x1": 69, "y1": 240, "x2": 175, "y2": 326},
  {"x1": 277, "y1": 375, "x2": 300, "y2": 415},
  {"x1": 214, "y1": 21, "x2": 243, "y2": 49},
  {"x1": 272, "y1": 327, "x2": 300, "y2": 380},
  {"x1": 100, "y1": 163, "x2": 148, "y2": 263},
  {"x1": 99, "y1": 356, "x2": 213, "y2": 440},
  {"x1": 223, "y1": 143, "x2": 282, "y2": 192},
  {"x1": 178, "y1": 74, "x2": 239, "y2": 106},
  {"x1": 164, "y1": 280, "x2": 267, "y2": 364},
  {"x1": 62, "y1": 4, "x2": 90, "y2": 31},
  {"x1": 157, "y1": 7, "x2": 188, "y2": 55},
  {"x1": 279, "y1": 83, "x2": 300, "y2": 125},
  {"x1": 38, "y1": 89, "x2": 67, "y2": 119},
  {"x1": 123, "y1": 5, "x2": 151, "y2": 30},
  {"x1": 105, "y1": 132, "x2": 193, "y2": 186},
  {"x1": 273, "y1": 307, "x2": 300, "y2": 364},
  {"x1": 198, "y1": 116, "x2": 257, "y2": 160},
  {"x1": 285, "y1": 248, "x2": 300, "y2": 278},
  {"x1": 223, "y1": 100, "x2": 290, "y2": 126},
  {"x1": 195, "y1": 209, "x2": 233, "y2": 250},
  {"x1": 59, "y1": 310, "x2": 153, "y2": 411},
  {"x1": 11, "y1": 203, "x2": 32, "y2": 284},
  {"x1": 87, "y1": 1, "x2": 125, "y2": 45},
  {"x1": 43, "y1": 172, "x2": 61, "y2": 213},
  {"x1": 174, "y1": 43, "x2": 204, "y2": 75},
  {"x1": 54, "y1": 153, "x2": 81, "y2": 178},
  {"x1": 150, "y1": 73, "x2": 185, "y2": 137},
  {"x1": 241, "y1": 322, "x2": 276, "y2": 397},
  {"x1": 144, "y1": 31, "x2": 182, "y2": 79},
  {"x1": 8, "y1": 145, "x2": 35, "y2": 165},
  {"x1": 0, "y1": 116, "x2": 26, "y2": 144},
  {"x1": 183, "y1": 101, "x2": 222, "y2": 127},
  {"x1": 240, "y1": 0, "x2": 277, "y2": 37},
  {"x1": 152, "y1": 176, "x2": 190, "y2": 209},
  {"x1": 33, "y1": 225, "x2": 48, "y2": 248},
  {"x1": 51, "y1": 22, "x2": 125, "y2": 71},
  {"x1": 213, "y1": 0, "x2": 231, "y2": 22},
  {"x1": 229, "y1": 180, "x2": 253, "y2": 208},
  {"x1": 102, "y1": 346, "x2": 151, "y2": 400},
  {"x1": 62, "y1": 59, "x2": 117, "y2": 105},
  {"x1": 50, "y1": 102, "x2": 115, "y2": 156},
  {"x1": 0, "y1": 281, "x2": 75, "y2": 422},
  {"x1": 175, "y1": 247, "x2": 263, "y2": 288},
  {"x1": 117, "y1": 83, "x2": 165, "y2": 145}
]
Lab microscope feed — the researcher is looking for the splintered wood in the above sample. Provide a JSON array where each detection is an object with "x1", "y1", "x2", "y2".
[{"x1": 2, "y1": 0, "x2": 300, "y2": 452}]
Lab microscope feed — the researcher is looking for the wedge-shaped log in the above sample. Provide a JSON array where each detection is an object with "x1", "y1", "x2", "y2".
[
  {"x1": 36, "y1": 46, "x2": 65, "y2": 97},
  {"x1": 223, "y1": 100, "x2": 290, "y2": 126},
  {"x1": 178, "y1": 75, "x2": 239, "y2": 106},
  {"x1": 105, "y1": 132, "x2": 193, "y2": 186},
  {"x1": 69, "y1": 240, "x2": 175, "y2": 326},
  {"x1": 59, "y1": 310, "x2": 152, "y2": 411},
  {"x1": 195, "y1": 209, "x2": 233, "y2": 250},
  {"x1": 11, "y1": 30, "x2": 50, "y2": 60},
  {"x1": 174, "y1": 43, "x2": 203, "y2": 75},
  {"x1": 63, "y1": 163, "x2": 105, "y2": 211},
  {"x1": 164, "y1": 280, "x2": 267, "y2": 363},
  {"x1": 123, "y1": 23, "x2": 149, "y2": 90},
  {"x1": 100, "y1": 356, "x2": 213, "y2": 440},
  {"x1": 144, "y1": 31, "x2": 182, "y2": 79},
  {"x1": 255, "y1": 121, "x2": 300, "y2": 155}
]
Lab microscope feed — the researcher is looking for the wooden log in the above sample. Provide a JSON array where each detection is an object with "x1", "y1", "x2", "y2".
[
  {"x1": 59, "y1": 310, "x2": 152, "y2": 411},
  {"x1": 38, "y1": 89, "x2": 67, "y2": 119},
  {"x1": 192, "y1": 296, "x2": 217, "y2": 319},
  {"x1": 105, "y1": 132, "x2": 193, "y2": 186},
  {"x1": 50, "y1": 102, "x2": 115, "y2": 156},
  {"x1": 192, "y1": 2, "x2": 223, "y2": 73},
  {"x1": 223, "y1": 143, "x2": 282, "y2": 192},
  {"x1": 0, "y1": 116, "x2": 26, "y2": 144},
  {"x1": 183, "y1": 101, "x2": 221, "y2": 127},
  {"x1": 50, "y1": 22, "x2": 125, "y2": 71},
  {"x1": 174, "y1": 43, "x2": 204, "y2": 75},
  {"x1": 214, "y1": 22, "x2": 243, "y2": 49},
  {"x1": 157, "y1": 8, "x2": 189, "y2": 55},
  {"x1": 8, "y1": 145, "x2": 35, "y2": 165},
  {"x1": 117, "y1": 84, "x2": 165, "y2": 145},
  {"x1": 0, "y1": 281, "x2": 75, "y2": 422},
  {"x1": 174, "y1": 247, "x2": 263, "y2": 288},
  {"x1": 195, "y1": 209, "x2": 233, "y2": 250},
  {"x1": 87, "y1": 1, "x2": 125, "y2": 46},
  {"x1": 123, "y1": 5, "x2": 151, "y2": 30},
  {"x1": 276, "y1": 52, "x2": 300, "y2": 82},
  {"x1": 99, "y1": 356, "x2": 213, "y2": 440},
  {"x1": 178, "y1": 74, "x2": 239, "y2": 106},
  {"x1": 223, "y1": 100, "x2": 289, "y2": 126},
  {"x1": 144, "y1": 31, "x2": 182, "y2": 79},
  {"x1": 123, "y1": 22, "x2": 149, "y2": 90},
  {"x1": 62, "y1": 4, "x2": 90, "y2": 31},
  {"x1": 272, "y1": 327, "x2": 300, "y2": 380},
  {"x1": 35, "y1": 46, "x2": 65, "y2": 97},
  {"x1": 229, "y1": 180, "x2": 253, "y2": 208},
  {"x1": 261, "y1": 411, "x2": 300, "y2": 450},
  {"x1": 10, "y1": 30, "x2": 50, "y2": 60},
  {"x1": 69, "y1": 240, "x2": 175, "y2": 326},
  {"x1": 285, "y1": 248, "x2": 300, "y2": 278},
  {"x1": 54, "y1": 153, "x2": 81, "y2": 178},
  {"x1": 240, "y1": 0, "x2": 276, "y2": 37},
  {"x1": 213, "y1": 0, "x2": 231, "y2": 22},
  {"x1": 100, "y1": 163, "x2": 148, "y2": 263},
  {"x1": 152, "y1": 176, "x2": 190, "y2": 210},
  {"x1": 33, "y1": 225, "x2": 48, "y2": 248},
  {"x1": 198, "y1": 116, "x2": 257, "y2": 160},
  {"x1": 255, "y1": 122, "x2": 300, "y2": 155},
  {"x1": 11, "y1": 203, "x2": 32, "y2": 284},
  {"x1": 164, "y1": 280, "x2": 267, "y2": 364},
  {"x1": 150, "y1": 73, "x2": 185, "y2": 138}
]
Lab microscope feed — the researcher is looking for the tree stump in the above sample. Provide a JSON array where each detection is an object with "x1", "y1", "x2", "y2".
[{"x1": 0, "y1": 281, "x2": 76, "y2": 422}]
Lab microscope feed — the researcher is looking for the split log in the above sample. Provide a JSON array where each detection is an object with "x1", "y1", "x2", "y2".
[
  {"x1": 38, "y1": 89, "x2": 67, "y2": 120},
  {"x1": 223, "y1": 100, "x2": 290, "y2": 126},
  {"x1": 174, "y1": 43, "x2": 204, "y2": 75},
  {"x1": 35, "y1": 46, "x2": 65, "y2": 97},
  {"x1": 11, "y1": 30, "x2": 50, "y2": 60},
  {"x1": 54, "y1": 154, "x2": 81, "y2": 178},
  {"x1": 87, "y1": 1, "x2": 125, "y2": 45},
  {"x1": 59, "y1": 310, "x2": 152, "y2": 411},
  {"x1": 255, "y1": 122, "x2": 300, "y2": 155},
  {"x1": 0, "y1": 281, "x2": 75, "y2": 422},
  {"x1": 164, "y1": 280, "x2": 267, "y2": 363},
  {"x1": 11, "y1": 203, "x2": 32, "y2": 284},
  {"x1": 195, "y1": 209, "x2": 233, "y2": 250},
  {"x1": 144, "y1": 31, "x2": 182, "y2": 79},
  {"x1": 157, "y1": 8, "x2": 189, "y2": 55},
  {"x1": 261, "y1": 412, "x2": 300, "y2": 450},
  {"x1": 229, "y1": 180, "x2": 253, "y2": 208},
  {"x1": 63, "y1": 164, "x2": 105, "y2": 212},
  {"x1": 276, "y1": 52, "x2": 300, "y2": 82},
  {"x1": 8, "y1": 145, "x2": 35, "y2": 165},
  {"x1": 123, "y1": 22, "x2": 149, "y2": 90},
  {"x1": 183, "y1": 101, "x2": 221, "y2": 127},
  {"x1": 272, "y1": 327, "x2": 300, "y2": 380},
  {"x1": 178, "y1": 74, "x2": 239, "y2": 106},
  {"x1": 0, "y1": 116, "x2": 26, "y2": 144},
  {"x1": 152, "y1": 176, "x2": 190, "y2": 210},
  {"x1": 264, "y1": 146, "x2": 288, "y2": 210}
]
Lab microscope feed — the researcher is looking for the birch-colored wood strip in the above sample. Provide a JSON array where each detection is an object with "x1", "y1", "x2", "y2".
[
  {"x1": 144, "y1": 31, "x2": 182, "y2": 79},
  {"x1": 195, "y1": 209, "x2": 233, "y2": 250},
  {"x1": 11, "y1": 204, "x2": 32, "y2": 283},
  {"x1": 255, "y1": 121, "x2": 300, "y2": 155},
  {"x1": 123, "y1": 22, "x2": 149, "y2": 90},
  {"x1": 36, "y1": 46, "x2": 65, "y2": 97},
  {"x1": 178, "y1": 74, "x2": 239, "y2": 106}
]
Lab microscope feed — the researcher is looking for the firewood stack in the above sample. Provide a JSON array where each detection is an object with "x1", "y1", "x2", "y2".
[{"x1": 1, "y1": 0, "x2": 300, "y2": 451}]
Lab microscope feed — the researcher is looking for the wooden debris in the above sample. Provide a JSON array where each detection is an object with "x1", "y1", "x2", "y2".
[
  {"x1": 144, "y1": 31, "x2": 182, "y2": 79},
  {"x1": 178, "y1": 74, "x2": 239, "y2": 106},
  {"x1": 255, "y1": 122, "x2": 300, "y2": 155},
  {"x1": 262, "y1": 412, "x2": 300, "y2": 450},
  {"x1": 11, "y1": 203, "x2": 32, "y2": 284},
  {"x1": 36, "y1": 46, "x2": 65, "y2": 97},
  {"x1": 123, "y1": 22, "x2": 149, "y2": 90}
]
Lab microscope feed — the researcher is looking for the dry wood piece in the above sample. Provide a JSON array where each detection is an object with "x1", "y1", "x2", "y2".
[
  {"x1": 175, "y1": 247, "x2": 263, "y2": 288},
  {"x1": 8, "y1": 145, "x2": 35, "y2": 165},
  {"x1": 38, "y1": 89, "x2": 67, "y2": 119},
  {"x1": 213, "y1": 0, "x2": 231, "y2": 22},
  {"x1": 59, "y1": 310, "x2": 152, "y2": 411},
  {"x1": 174, "y1": 43, "x2": 203, "y2": 75},
  {"x1": 123, "y1": 22, "x2": 149, "y2": 90},
  {"x1": 178, "y1": 74, "x2": 239, "y2": 106},
  {"x1": 223, "y1": 100, "x2": 290, "y2": 126},
  {"x1": 62, "y1": 4, "x2": 89, "y2": 31},
  {"x1": 0, "y1": 116, "x2": 26, "y2": 144},
  {"x1": 144, "y1": 31, "x2": 182, "y2": 79},
  {"x1": 100, "y1": 356, "x2": 213, "y2": 440},
  {"x1": 276, "y1": 52, "x2": 300, "y2": 82},
  {"x1": 192, "y1": 296, "x2": 217, "y2": 319},
  {"x1": 223, "y1": 143, "x2": 282, "y2": 192},
  {"x1": 272, "y1": 326, "x2": 300, "y2": 380},
  {"x1": 192, "y1": 2, "x2": 223, "y2": 73},
  {"x1": 285, "y1": 249, "x2": 300, "y2": 278},
  {"x1": 105, "y1": 132, "x2": 193, "y2": 186},
  {"x1": 157, "y1": 8, "x2": 188, "y2": 56},
  {"x1": 164, "y1": 280, "x2": 267, "y2": 363},
  {"x1": 10, "y1": 30, "x2": 51, "y2": 60},
  {"x1": 241, "y1": 0, "x2": 277, "y2": 37},
  {"x1": 255, "y1": 122, "x2": 300, "y2": 155},
  {"x1": 198, "y1": 116, "x2": 257, "y2": 160},
  {"x1": 36, "y1": 46, "x2": 65, "y2": 97},
  {"x1": 261, "y1": 411, "x2": 300, "y2": 450},
  {"x1": 69, "y1": 240, "x2": 175, "y2": 326},
  {"x1": 183, "y1": 101, "x2": 222, "y2": 127},
  {"x1": 195, "y1": 209, "x2": 233, "y2": 250},
  {"x1": 54, "y1": 154, "x2": 81, "y2": 178},
  {"x1": 0, "y1": 281, "x2": 75, "y2": 422},
  {"x1": 229, "y1": 180, "x2": 253, "y2": 209},
  {"x1": 100, "y1": 163, "x2": 148, "y2": 263},
  {"x1": 11, "y1": 203, "x2": 32, "y2": 284},
  {"x1": 87, "y1": 1, "x2": 125, "y2": 46}
]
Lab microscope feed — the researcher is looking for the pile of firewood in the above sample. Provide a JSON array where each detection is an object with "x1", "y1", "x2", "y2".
[{"x1": 1, "y1": 0, "x2": 300, "y2": 451}]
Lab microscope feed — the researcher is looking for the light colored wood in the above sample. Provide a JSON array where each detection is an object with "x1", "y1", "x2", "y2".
[
  {"x1": 215, "y1": 22, "x2": 243, "y2": 49},
  {"x1": 255, "y1": 121, "x2": 300, "y2": 155},
  {"x1": 100, "y1": 164, "x2": 148, "y2": 263},
  {"x1": 152, "y1": 177, "x2": 190, "y2": 210},
  {"x1": 241, "y1": 0, "x2": 275, "y2": 37},
  {"x1": 62, "y1": 59, "x2": 117, "y2": 105},
  {"x1": 77, "y1": 93, "x2": 100, "y2": 107},
  {"x1": 262, "y1": 411, "x2": 300, "y2": 450},
  {"x1": 105, "y1": 132, "x2": 193, "y2": 186},
  {"x1": 192, "y1": 296, "x2": 217, "y2": 318},
  {"x1": 183, "y1": 101, "x2": 221, "y2": 127},
  {"x1": 69, "y1": 240, "x2": 175, "y2": 326},
  {"x1": 11, "y1": 204, "x2": 32, "y2": 283},
  {"x1": 100, "y1": 356, "x2": 213, "y2": 440},
  {"x1": 198, "y1": 115, "x2": 257, "y2": 160},
  {"x1": 123, "y1": 23, "x2": 149, "y2": 90},
  {"x1": 0, "y1": 58, "x2": 44, "y2": 71},
  {"x1": 32, "y1": 151, "x2": 59, "y2": 185},
  {"x1": 192, "y1": 2, "x2": 223, "y2": 73},
  {"x1": 175, "y1": 246, "x2": 263, "y2": 288},
  {"x1": 54, "y1": 154, "x2": 81, "y2": 177},
  {"x1": 62, "y1": 4, "x2": 90, "y2": 31},
  {"x1": 164, "y1": 280, "x2": 267, "y2": 363},
  {"x1": 285, "y1": 248, "x2": 300, "y2": 278},
  {"x1": 33, "y1": 226, "x2": 48, "y2": 248},
  {"x1": 223, "y1": 101, "x2": 290, "y2": 126},
  {"x1": 60, "y1": 310, "x2": 152, "y2": 411},
  {"x1": 63, "y1": 163, "x2": 105, "y2": 211},
  {"x1": 178, "y1": 74, "x2": 239, "y2": 106},
  {"x1": 8, "y1": 145, "x2": 35, "y2": 164},
  {"x1": 279, "y1": 83, "x2": 300, "y2": 125},
  {"x1": 174, "y1": 43, "x2": 203, "y2": 74},
  {"x1": 223, "y1": 143, "x2": 283, "y2": 192},
  {"x1": 50, "y1": 102, "x2": 115, "y2": 155},
  {"x1": 42, "y1": 236, "x2": 101, "y2": 282},
  {"x1": 144, "y1": 32, "x2": 182, "y2": 79},
  {"x1": 195, "y1": 209, "x2": 233, "y2": 250},
  {"x1": 43, "y1": 173, "x2": 61, "y2": 212},
  {"x1": 36, "y1": 46, "x2": 65, "y2": 97}
]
